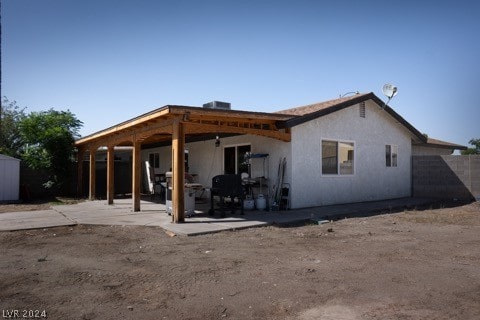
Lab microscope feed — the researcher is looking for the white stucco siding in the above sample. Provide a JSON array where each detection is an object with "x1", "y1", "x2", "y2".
[
  {"x1": 290, "y1": 100, "x2": 413, "y2": 208},
  {"x1": 142, "y1": 147, "x2": 171, "y2": 174},
  {"x1": 141, "y1": 134, "x2": 291, "y2": 191}
]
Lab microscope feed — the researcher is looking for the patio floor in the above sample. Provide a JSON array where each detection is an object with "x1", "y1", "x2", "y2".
[{"x1": 0, "y1": 197, "x2": 437, "y2": 236}]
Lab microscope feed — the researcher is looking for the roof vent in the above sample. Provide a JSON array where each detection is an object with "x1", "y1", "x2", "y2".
[
  {"x1": 359, "y1": 102, "x2": 366, "y2": 118},
  {"x1": 203, "y1": 101, "x2": 231, "y2": 110}
]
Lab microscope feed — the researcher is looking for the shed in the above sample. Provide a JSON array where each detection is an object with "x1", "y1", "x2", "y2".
[{"x1": 0, "y1": 154, "x2": 21, "y2": 202}]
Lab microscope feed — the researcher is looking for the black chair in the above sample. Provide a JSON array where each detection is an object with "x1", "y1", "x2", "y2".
[{"x1": 209, "y1": 174, "x2": 244, "y2": 217}]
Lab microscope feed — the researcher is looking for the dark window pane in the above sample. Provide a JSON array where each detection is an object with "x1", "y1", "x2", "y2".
[
  {"x1": 224, "y1": 147, "x2": 236, "y2": 174},
  {"x1": 322, "y1": 141, "x2": 338, "y2": 174},
  {"x1": 149, "y1": 153, "x2": 155, "y2": 167},
  {"x1": 386, "y1": 145, "x2": 391, "y2": 167}
]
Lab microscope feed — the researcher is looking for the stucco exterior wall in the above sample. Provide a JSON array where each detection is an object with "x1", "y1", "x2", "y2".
[
  {"x1": 141, "y1": 100, "x2": 415, "y2": 208},
  {"x1": 289, "y1": 100, "x2": 413, "y2": 208},
  {"x1": 141, "y1": 134, "x2": 291, "y2": 192}
]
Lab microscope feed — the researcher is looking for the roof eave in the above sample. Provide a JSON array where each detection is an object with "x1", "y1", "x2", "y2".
[
  {"x1": 382, "y1": 104, "x2": 427, "y2": 143},
  {"x1": 75, "y1": 105, "x2": 294, "y2": 146},
  {"x1": 426, "y1": 143, "x2": 467, "y2": 150},
  {"x1": 414, "y1": 140, "x2": 468, "y2": 150}
]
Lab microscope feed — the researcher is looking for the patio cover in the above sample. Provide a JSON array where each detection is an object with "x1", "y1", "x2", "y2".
[{"x1": 75, "y1": 105, "x2": 293, "y2": 223}]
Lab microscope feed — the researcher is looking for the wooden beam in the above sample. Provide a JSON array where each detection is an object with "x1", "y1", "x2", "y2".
[
  {"x1": 106, "y1": 119, "x2": 174, "y2": 146},
  {"x1": 75, "y1": 108, "x2": 171, "y2": 146},
  {"x1": 172, "y1": 119, "x2": 185, "y2": 223},
  {"x1": 132, "y1": 138, "x2": 141, "y2": 212},
  {"x1": 89, "y1": 150, "x2": 96, "y2": 200},
  {"x1": 168, "y1": 106, "x2": 293, "y2": 121},
  {"x1": 107, "y1": 146, "x2": 115, "y2": 205},
  {"x1": 76, "y1": 148, "x2": 85, "y2": 198},
  {"x1": 184, "y1": 122, "x2": 291, "y2": 142}
]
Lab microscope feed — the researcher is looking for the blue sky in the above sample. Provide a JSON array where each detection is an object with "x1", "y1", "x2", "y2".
[{"x1": 3, "y1": 0, "x2": 479, "y2": 146}]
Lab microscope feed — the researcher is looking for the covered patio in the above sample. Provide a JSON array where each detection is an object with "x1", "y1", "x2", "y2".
[{"x1": 75, "y1": 105, "x2": 292, "y2": 223}]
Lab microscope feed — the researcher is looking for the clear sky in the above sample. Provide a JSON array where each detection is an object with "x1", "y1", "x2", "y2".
[{"x1": 2, "y1": 0, "x2": 479, "y2": 146}]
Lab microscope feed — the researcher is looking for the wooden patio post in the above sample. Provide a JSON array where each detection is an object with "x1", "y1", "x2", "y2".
[
  {"x1": 89, "y1": 148, "x2": 96, "y2": 200},
  {"x1": 172, "y1": 119, "x2": 185, "y2": 223},
  {"x1": 107, "y1": 145, "x2": 115, "y2": 205},
  {"x1": 132, "y1": 138, "x2": 141, "y2": 212},
  {"x1": 77, "y1": 148, "x2": 85, "y2": 198}
]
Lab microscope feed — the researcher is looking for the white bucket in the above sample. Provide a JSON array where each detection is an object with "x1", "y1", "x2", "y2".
[{"x1": 255, "y1": 194, "x2": 267, "y2": 210}]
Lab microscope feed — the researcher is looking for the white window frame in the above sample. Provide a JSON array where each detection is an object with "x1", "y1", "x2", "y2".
[
  {"x1": 321, "y1": 139, "x2": 355, "y2": 176},
  {"x1": 386, "y1": 145, "x2": 398, "y2": 167}
]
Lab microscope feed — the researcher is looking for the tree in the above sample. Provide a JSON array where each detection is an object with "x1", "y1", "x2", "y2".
[
  {"x1": 0, "y1": 97, "x2": 26, "y2": 157},
  {"x1": 19, "y1": 109, "x2": 83, "y2": 190},
  {"x1": 461, "y1": 138, "x2": 480, "y2": 155}
]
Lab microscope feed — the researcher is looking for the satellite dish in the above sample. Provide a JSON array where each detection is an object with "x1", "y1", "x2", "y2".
[
  {"x1": 382, "y1": 84, "x2": 398, "y2": 99},
  {"x1": 382, "y1": 83, "x2": 398, "y2": 107}
]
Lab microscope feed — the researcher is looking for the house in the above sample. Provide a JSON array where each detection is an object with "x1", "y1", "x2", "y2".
[{"x1": 75, "y1": 92, "x2": 465, "y2": 222}]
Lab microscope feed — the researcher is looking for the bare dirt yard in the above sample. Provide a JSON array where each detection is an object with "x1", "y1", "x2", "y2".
[
  {"x1": 0, "y1": 202, "x2": 479, "y2": 320},
  {"x1": 0, "y1": 198, "x2": 83, "y2": 214}
]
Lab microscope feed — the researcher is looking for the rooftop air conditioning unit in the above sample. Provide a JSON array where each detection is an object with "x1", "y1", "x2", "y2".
[{"x1": 203, "y1": 101, "x2": 231, "y2": 110}]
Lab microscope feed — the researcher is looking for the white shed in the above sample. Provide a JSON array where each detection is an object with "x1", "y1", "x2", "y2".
[{"x1": 0, "y1": 154, "x2": 21, "y2": 202}]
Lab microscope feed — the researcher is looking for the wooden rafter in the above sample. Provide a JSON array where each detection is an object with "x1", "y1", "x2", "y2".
[
  {"x1": 183, "y1": 121, "x2": 290, "y2": 142},
  {"x1": 76, "y1": 106, "x2": 293, "y2": 149}
]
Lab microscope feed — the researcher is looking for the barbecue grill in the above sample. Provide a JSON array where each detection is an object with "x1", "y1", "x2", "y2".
[{"x1": 209, "y1": 174, "x2": 244, "y2": 217}]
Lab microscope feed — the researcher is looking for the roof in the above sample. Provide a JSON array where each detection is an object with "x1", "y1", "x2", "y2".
[
  {"x1": 0, "y1": 154, "x2": 21, "y2": 161},
  {"x1": 75, "y1": 92, "x2": 465, "y2": 151},
  {"x1": 276, "y1": 92, "x2": 427, "y2": 143},
  {"x1": 75, "y1": 105, "x2": 294, "y2": 147},
  {"x1": 277, "y1": 93, "x2": 373, "y2": 116},
  {"x1": 416, "y1": 138, "x2": 468, "y2": 150}
]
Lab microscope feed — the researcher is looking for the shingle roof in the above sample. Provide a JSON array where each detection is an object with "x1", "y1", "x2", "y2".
[
  {"x1": 274, "y1": 92, "x2": 426, "y2": 141},
  {"x1": 276, "y1": 92, "x2": 372, "y2": 116},
  {"x1": 422, "y1": 138, "x2": 467, "y2": 150},
  {"x1": 275, "y1": 93, "x2": 466, "y2": 150}
]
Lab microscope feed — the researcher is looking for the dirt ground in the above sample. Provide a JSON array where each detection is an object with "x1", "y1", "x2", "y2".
[
  {"x1": 0, "y1": 202, "x2": 479, "y2": 320},
  {"x1": 0, "y1": 198, "x2": 83, "y2": 213}
]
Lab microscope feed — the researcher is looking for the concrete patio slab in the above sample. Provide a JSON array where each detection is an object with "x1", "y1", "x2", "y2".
[
  {"x1": 0, "y1": 197, "x2": 438, "y2": 235},
  {"x1": 0, "y1": 210, "x2": 75, "y2": 231}
]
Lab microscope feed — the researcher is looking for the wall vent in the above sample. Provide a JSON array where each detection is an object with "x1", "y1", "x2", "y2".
[
  {"x1": 203, "y1": 101, "x2": 231, "y2": 110},
  {"x1": 359, "y1": 102, "x2": 366, "y2": 118}
]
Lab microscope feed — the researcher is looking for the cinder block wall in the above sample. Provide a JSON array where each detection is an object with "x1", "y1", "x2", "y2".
[{"x1": 412, "y1": 155, "x2": 480, "y2": 200}]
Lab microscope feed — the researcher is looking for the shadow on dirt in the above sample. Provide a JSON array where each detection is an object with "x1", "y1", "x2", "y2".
[{"x1": 275, "y1": 199, "x2": 474, "y2": 228}]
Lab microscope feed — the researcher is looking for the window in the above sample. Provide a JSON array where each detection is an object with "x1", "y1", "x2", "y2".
[
  {"x1": 148, "y1": 153, "x2": 160, "y2": 169},
  {"x1": 386, "y1": 145, "x2": 398, "y2": 167},
  {"x1": 224, "y1": 144, "x2": 251, "y2": 174},
  {"x1": 322, "y1": 140, "x2": 354, "y2": 175}
]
